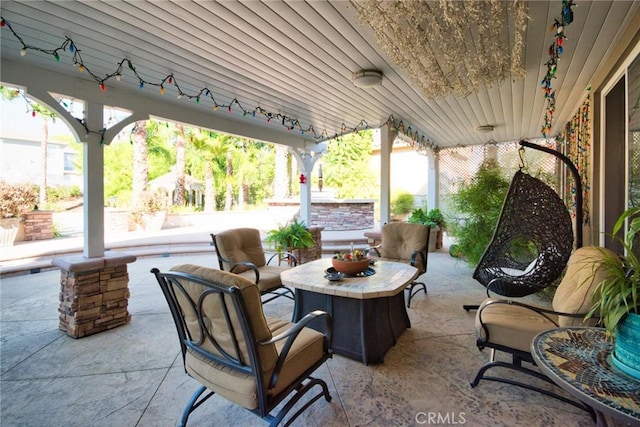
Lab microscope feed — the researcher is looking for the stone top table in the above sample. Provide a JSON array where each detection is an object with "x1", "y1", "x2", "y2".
[
  {"x1": 281, "y1": 258, "x2": 418, "y2": 299},
  {"x1": 281, "y1": 258, "x2": 418, "y2": 364}
]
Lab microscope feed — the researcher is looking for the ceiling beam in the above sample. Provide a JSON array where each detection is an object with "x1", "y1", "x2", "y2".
[{"x1": 0, "y1": 58, "x2": 317, "y2": 150}]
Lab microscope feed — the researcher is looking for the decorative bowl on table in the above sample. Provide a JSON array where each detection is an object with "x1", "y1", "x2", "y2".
[{"x1": 332, "y1": 252, "x2": 370, "y2": 275}]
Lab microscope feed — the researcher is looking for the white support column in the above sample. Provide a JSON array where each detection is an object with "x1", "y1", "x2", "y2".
[
  {"x1": 427, "y1": 150, "x2": 439, "y2": 209},
  {"x1": 379, "y1": 125, "x2": 394, "y2": 225},
  {"x1": 83, "y1": 101, "x2": 105, "y2": 258},
  {"x1": 290, "y1": 146, "x2": 323, "y2": 226}
]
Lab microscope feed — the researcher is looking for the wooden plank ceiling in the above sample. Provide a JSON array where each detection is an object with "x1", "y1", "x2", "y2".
[{"x1": 0, "y1": 1, "x2": 638, "y2": 150}]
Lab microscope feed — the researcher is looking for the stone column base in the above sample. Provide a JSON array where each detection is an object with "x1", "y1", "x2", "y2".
[{"x1": 53, "y1": 253, "x2": 137, "y2": 338}]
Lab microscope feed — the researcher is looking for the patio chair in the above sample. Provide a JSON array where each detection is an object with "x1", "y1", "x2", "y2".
[
  {"x1": 369, "y1": 222, "x2": 430, "y2": 307},
  {"x1": 152, "y1": 264, "x2": 333, "y2": 427},
  {"x1": 471, "y1": 246, "x2": 614, "y2": 412},
  {"x1": 211, "y1": 228, "x2": 295, "y2": 304}
]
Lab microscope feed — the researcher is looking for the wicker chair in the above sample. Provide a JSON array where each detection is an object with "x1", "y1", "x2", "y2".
[
  {"x1": 152, "y1": 264, "x2": 333, "y2": 426},
  {"x1": 211, "y1": 228, "x2": 295, "y2": 304}
]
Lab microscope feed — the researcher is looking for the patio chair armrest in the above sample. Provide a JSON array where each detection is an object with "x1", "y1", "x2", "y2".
[
  {"x1": 409, "y1": 250, "x2": 426, "y2": 270},
  {"x1": 261, "y1": 310, "x2": 332, "y2": 389},
  {"x1": 266, "y1": 251, "x2": 298, "y2": 267},
  {"x1": 225, "y1": 260, "x2": 260, "y2": 283}
]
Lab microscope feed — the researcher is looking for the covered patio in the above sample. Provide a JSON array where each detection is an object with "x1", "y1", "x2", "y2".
[
  {"x1": 1, "y1": 250, "x2": 596, "y2": 426},
  {"x1": 1, "y1": 1, "x2": 640, "y2": 426}
]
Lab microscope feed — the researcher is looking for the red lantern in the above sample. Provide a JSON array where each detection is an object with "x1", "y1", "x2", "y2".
[{"x1": 299, "y1": 174, "x2": 307, "y2": 184}]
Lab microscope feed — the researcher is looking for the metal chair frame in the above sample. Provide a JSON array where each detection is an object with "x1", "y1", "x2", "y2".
[
  {"x1": 472, "y1": 299, "x2": 596, "y2": 419},
  {"x1": 152, "y1": 268, "x2": 333, "y2": 427}
]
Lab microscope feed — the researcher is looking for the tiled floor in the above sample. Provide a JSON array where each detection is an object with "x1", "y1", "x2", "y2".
[{"x1": 1, "y1": 251, "x2": 597, "y2": 426}]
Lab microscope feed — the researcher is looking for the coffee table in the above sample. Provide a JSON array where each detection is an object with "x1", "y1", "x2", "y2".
[{"x1": 280, "y1": 258, "x2": 418, "y2": 364}]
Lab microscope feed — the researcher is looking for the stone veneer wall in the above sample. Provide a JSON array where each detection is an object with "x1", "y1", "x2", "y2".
[
  {"x1": 309, "y1": 201, "x2": 374, "y2": 231},
  {"x1": 22, "y1": 210, "x2": 53, "y2": 241},
  {"x1": 269, "y1": 199, "x2": 374, "y2": 231}
]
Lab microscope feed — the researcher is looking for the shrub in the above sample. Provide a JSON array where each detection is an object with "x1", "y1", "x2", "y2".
[
  {"x1": 391, "y1": 192, "x2": 414, "y2": 216},
  {"x1": 47, "y1": 185, "x2": 82, "y2": 202},
  {"x1": 0, "y1": 181, "x2": 38, "y2": 218}
]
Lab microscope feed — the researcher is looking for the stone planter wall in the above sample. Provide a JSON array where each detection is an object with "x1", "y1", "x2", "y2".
[
  {"x1": 22, "y1": 210, "x2": 53, "y2": 241},
  {"x1": 105, "y1": 209, "x2": 129, "y2": 234},
  {"x1": 292, "y1": 226, "x2": 323, "y2": 264}
]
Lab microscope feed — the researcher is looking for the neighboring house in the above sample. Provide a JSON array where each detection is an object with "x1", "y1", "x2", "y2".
[{"x1": 0, "y1": 98, "x2": 82, "y2": 189}]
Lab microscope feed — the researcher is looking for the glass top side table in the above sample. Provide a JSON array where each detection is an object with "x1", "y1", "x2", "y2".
[{"x1": 532, "y1": 327, "x2": 640, "y2": 427}]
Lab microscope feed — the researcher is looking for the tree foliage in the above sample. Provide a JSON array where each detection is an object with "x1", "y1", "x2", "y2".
[{"x1": 322, "y1": 130, "x2": 376, "y2": 199}]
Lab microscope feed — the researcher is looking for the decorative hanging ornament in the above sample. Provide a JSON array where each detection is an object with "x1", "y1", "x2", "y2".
[{"x1": 299, "y1": 174, "x2": 307, "y2": 184}]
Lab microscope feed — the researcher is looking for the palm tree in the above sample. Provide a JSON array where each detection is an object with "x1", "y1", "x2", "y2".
[
  {"x1": 173, "y1": 124, "x2": 187, "y2": 206},
  {"x1": 273, "y1": 144, "x2": 289, "y2": 199},
  {"x1": 131, "y1": 120, "x2": 149, "y2": 205}
]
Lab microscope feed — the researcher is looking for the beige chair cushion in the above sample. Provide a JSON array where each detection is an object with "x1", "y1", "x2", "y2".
[
  {"x1": 552, "y1": 246, "x2": 617, "y2": 326},
  {"x1": 235, "y1": 264, "x2": 290, "y2": 293},
  {"x1": 214, "y1": 228, "x2": 267, "y2": 273},
  {"x1": 379, "y1": 222, "x2": 429, "y2": 273},
  {"x1": 475, "y1": 298, "x2": 559, "y2": 353},
  {"x1": 169, "y1": 264, "x2": 325, "y2": 409}
]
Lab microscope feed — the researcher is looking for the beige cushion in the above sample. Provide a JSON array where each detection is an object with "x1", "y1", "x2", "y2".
[
  {"x1": 168, "y1": 264, "x2": 325, "y2": 409},
  {"x1": 379, "y1": 222, "x2": 429, "y2": 273},
  {"x1": 214, "y1": 228, "x2": 267, "y2": 273},
  {"x1": 552, "y1": 246, "x2": 617, "y2": 326},
  {"x1": 475, "y1": 298, "x2": 559, "y2": 353}
]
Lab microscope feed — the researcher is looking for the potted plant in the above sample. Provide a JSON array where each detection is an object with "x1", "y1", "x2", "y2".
[
  {"x1": 265, "y1": 218, "x2": 315, "y2": 265},
  {"x1": 407, "y1": 206, "x2": 445, "y2": 252},
  {"x1": 586, "y1": 207, "x2": 640, "y2": 379},
  {"x1": 0, "y1": 181, "x2": 37, "y2": 246}
]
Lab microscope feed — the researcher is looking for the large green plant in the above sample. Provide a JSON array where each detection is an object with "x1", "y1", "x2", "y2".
[
  {"x1": 586, "y1": 207, "x2": 640, "y2": 334},
  {"x1": 449, "y1": 163, "x2": 511, "y2": 266}
]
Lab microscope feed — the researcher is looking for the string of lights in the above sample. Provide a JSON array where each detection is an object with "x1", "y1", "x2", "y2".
[
  {"x1": 540, "y1": 0, "x2": 576, "y2": 138},
  {"x1": 0, "y1": 16, "x2": 436, "y2": 152}
]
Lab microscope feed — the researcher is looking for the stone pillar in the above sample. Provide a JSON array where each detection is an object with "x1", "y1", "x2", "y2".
[
  {"x1": 22, "y1": 210, "x2": 53, "y2": 241},
  {"x1": 53, "y1": 253, "x2": 137, "y2": 338}
]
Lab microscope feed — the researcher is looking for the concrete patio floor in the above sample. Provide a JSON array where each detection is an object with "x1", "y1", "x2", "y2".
[
  {"x1": 0, "y1": 247, "x2": 604, "y2": 426},
  {"x1": 1, "y1": 250, "x2": 598, "y2": 426}
]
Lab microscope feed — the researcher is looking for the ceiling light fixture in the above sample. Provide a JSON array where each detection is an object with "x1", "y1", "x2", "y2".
[
  {"x1": 352, "y1": 69, "x2": 383, "y2": 88},
  {"x1": 475, "y1": 125, "x2": 495, "y2": 133}
]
